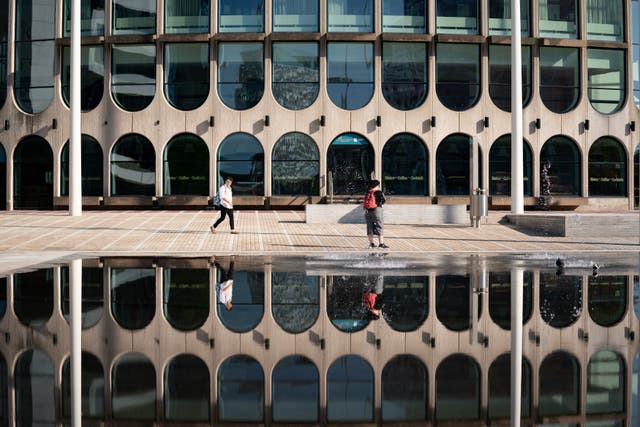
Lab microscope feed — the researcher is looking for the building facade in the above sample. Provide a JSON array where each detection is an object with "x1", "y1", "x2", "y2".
[{"x1": 0, "y1": 0, "x2": 639, "y2": 210}]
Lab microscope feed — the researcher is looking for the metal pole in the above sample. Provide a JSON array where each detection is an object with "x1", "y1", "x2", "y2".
[
  {"x1": 470, "y1": 137, "x2": 479, "y2": 226},
  {"x1": 510, "y1": 266, "x2": 523, "y2": 427},
  {"x1": 70, "y1": 259, "x2": 82, "y2": 427},
  {"x1": 511, "y1": 0, "x2": 524, "y2": 214},
  {"x1": 69, "y1": 0, "x2": 82, "y2": 216}
]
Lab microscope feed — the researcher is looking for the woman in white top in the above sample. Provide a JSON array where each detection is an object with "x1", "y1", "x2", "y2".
[{"x1": 210, "y1": 177, "x2": 238, "y2": 234}]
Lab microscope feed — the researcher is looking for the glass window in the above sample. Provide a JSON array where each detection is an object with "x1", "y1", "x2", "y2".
[
  {"x1": 633, "y1": 0, "x2": 640, "y2": 108},
  {"x1": 14, "y1": 0, "x2": 55, "y2": 114},
  {"x1": 217, "y1": 133, "x2": 264, "y2": 196},
  {"x1": 488, "y1": 135, "x2": 533, "y2": 196},
  {"x1": 61, "y1": 266, "x2": 104, "y2": 329},
  {"x1": 436, "y1": 134, "x2": 481, "y2": 196},
  {"x1": 13, "y1": 136, "x2": 53, "y2": 209},
  {"x1": 112, "y1": 353, "x2": 156, "y2": 420},
  {"x1": 382, "y1": 42, "x2": 428, "y2": 111},
  {"x1": 0, "y1": 0, "x2": 8, "y2": 110},
  {"x1": 436, "y1": 0, "x2": 478, "y2": 35},
  {"x1": 163, "y1": 267, "x2": 209, "y2": 330},
  {"x1": 14, "y1": 268, "x2": 53, "y2": 327},
  {"x1": 489, "y1": 0, "x2": 530, "y2": 35},
  {"x1": 272, "y1": 272, "x2": 319, "y2": 333},
  {"x1": 540, "y1": 136, "x2": 581, "y2": 196},
  {"x1": 436, "y1": 43, "x2": 480, "y2": 111},
  {"x1": 111, "y1": 268, "x2": 155, "y2": 329},
  {"x1": 383, "y1": 275, "x2": 429, "y2": 331},
  {"x1": 272, "y1": 133, "x2": 319, "y2": 196},
  {"x1": 436, "y1": 354, "x2": 480, "y2": 420},
  {"x1": 327, "y1": 133, "x2": 374, "y2": 195},
  {"x1": 327, "y1": 275, "x2": 380, "y2": 332},
  {"x1": 327, "y1": 0, "x2": 373, "y2": 32},
  {"x1": 382, "y1": 134, "x2": 428, "y2": 196},
  {"x1": 327, "y1": 355, "x2": 374, "y2": 422},
  {"x1": 636, "y1": 144, "x2": 640, "y2": 208},
  {"x1": 540, "y1": 47, "x2": 580, "y2": 113},
  {"x1": 588, "y1": 137, "x2": 627, "y2": 197},
  {"x1": 539, "y1": 0, "x2": 577, "y2": 38},
  {"x1": 163, "y1": 133, "x2": 209, "y2": 196},
  {"x1": 489, "y1": 44, "x2": 532, "y2": 111},
  {"x1": 164, "y1": 354, "x2": 209, "y2": 421},
  {"x1": 111, "y1": 134, "x2": 156, "y2": 196},
  {"x1": 0, "y1": 277, "x2": 5, "y2": 319},
  {"x1": 540, "y1": 272, "x2": 582, "y2": 327},
  {"x1": 588, "y1": 275, "x2": 627, "y2": 326},
  {"x1": 62, "y1": 45, "x2": 104, "y2": 112},
  {"x1": 111, "y1": 44, "x2": 156, "y2": 112},
  {"x1": 64, "y1": 0, "x2": 104, "y2": 36},
  {"x1": 273, "y1": 0, "x2": 318, "y2": 32},
  {"x1": 488, "y1": 271, "x2": 533, "y2": 329},
  {"x1": 327, "y1": 42, "x2": 374, "y2": 110},
  {"x1": 488, "y1": 354, "x2": 531, "y2": 418},
  {"x1": 164, "y1": 43, "x2": 209, "y2": 111},
  {"x1": 382, "y1": 355, "x2": 428, "y2": 421},
  {"x1": 218, "y1": 355, "x2": 264, "y2": 422},
  {"x1": 436, "y1": 274, "x2": 475, "y2": 331},
  {"x1": 272, "y1": 355, "x2": 319, "y2": 422},
  {"x1": 539, "y1": 351, "x2": 580, "y2": 416},
  {"x1": 62, "y1": 352, "x2": 105, "y2": 419},
  {"x1": 272, "y1": 42, "x2": 319, "y2": 110},
  {"x1": 219, "y1": 0, "x2": 263, "y2": 32},
  {"x1": 217, "y1": 267, "x2": 264, "y2": 333},
  {"x1": 0, "y1": 144, "x2": 4, "y2": 210},
  {"x1": 15, "y1": 350, "x2": 55, "y2": 426},
  {"x1": 217, "y1": 42, "x2": 264, "y2": 110},
  {"x1": 382, "y1": 0, "x2": 426, "y2": 33},
  {"x1": 586, "y1": 0, "x2": 623, "y2": 41},
  {"x1": 112, "y1": 0, "x2": 155, "y2": 35},
  {"x1": 588, "y1": 48, "x2": 625, "y2": 114},
  {"x1": 0, "y1": 353, "x2": 6, "y2": 426},
  {"x1": 165, "y1": 0, "x2": 209, "y2": 34},
  {"x1": 61, "y1": 135, "x2": 104, "y2": 197},
  {"x1": 587, "y1": 351, "x2": 625, "y2": 415}
]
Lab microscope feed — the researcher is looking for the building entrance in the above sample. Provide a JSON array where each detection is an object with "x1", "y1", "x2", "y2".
[{"x1": 327, "y1": 133, "x2": 374, "y2": 196}]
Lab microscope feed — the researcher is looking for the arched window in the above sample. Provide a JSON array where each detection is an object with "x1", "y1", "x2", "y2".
[
  {"x1": 272, "y1": 42, "x2": 319, "y2": 110},
  {"x1": 436, "y1": 354, "x2": 480, "y2": 420},
  {"x1": 0, "y1": 353, "x2": 6, "y2": 426},
  {"x1": 327, "y1": 42, "x2": 374, "y2": 110},
  {"x1": 218, "y1": 0, "x2": 263, "y2": 32},
  {"x1": 382, "y1": 133, "x2": 428, "y2": 196},
  {"x1": 489, "y1": 271, "x2": 533, "y2": 329},
  {"x1": 217, "y1": 133, "x2": 264, "y2": 196},
  {"x1": 111, "y1": 268, "x2": 155, "y2": 329},
  {"x1": 164, "y1": 43, "x2": 209, "y2": 111},
  {"x1": 327, "y1": 0, "x2": 373, "y2": 32},
  {"x1": 0, "y1": 0, "x2": 8, "y2": 109},
  {"x1": 165, "y1": 0, "x2": 209, "y2": 33},
  {"x1": 540, "y1": 272, "x2": 582, "y2": 328},
  {"x1": 540, "y1": 136, "x2": 581, "y2": 196},
  {"x1": 489, "y1": 135, "x2": 533, "y2": 196},
  {"x1": 62, "y1": 352, "x2": 105, "y2": 419},
  {"x1": 588, "y1": 275, "x2": 627, "y2": 326},
  {"x1": 0, "y1": 143, "x2": 5, "y2": 210},
  {"x1": 14, "y1": 0, "x2": 54, "y2": 114},
  {"x1": 218, "y1": 355, "x2": 264, "y2": 422},
  {"x1": 539, "y1": 0, "x2": 577, "y2": 38},
  {"x1": 588, "y1": 49, "x2": 625, "y2": 114},
  {"x1": 112, "y1": 0, "x2": 155, "y2": 35},
  {"x1": 436, "y1": 0, "x2": 478, "y2": 34},
  {"x1": 61, "y1": 266, "x2": 104, "y2": 329},
  {"x1": 436, "y1": 134, "x2": 481, "y2": 196},
  {"x1": 0, "y1": 277, "x2": 5, "y2": 319},
  {"x1": 111, "y1": 44, "x2": 156, "y2": 112},
  {"x1": 272, "y1": 355, "x2": 319, "y2": 422},
  {"x1": 436, "y1": 44, "x2": 480, "y2": 111},
  {"x1": 382, "y1": 43, "x2": 428, "y2": 111},
  {"x1": 272, "y1": 133, "x2": 319, "y2": 195},
  {"x1": 14, "y1": 136, "x2": 53, "y2": 209},
  {"x1": 586, "y1": 0, "x2": 623, "y2": 41},
  {"x1": 163, "y1": 133, "x2": 209, "y2": 196},
  {"x1": 64, "y1": 0, "x2": 105, "y2": 36},
  {"x1": 382, "y1": 275, "x2": 428, "y2": 331},
  {"x1": 14, "y1": 268, "x2": 53, "y2": 327},
  {"x1": 539, "y1": 351, "x2": 580, "y2": 416},
  {"x1": 217, "y1": 42, "x2": 264, "y2": 110},
  {"x1": 273, "y1": 0, "x2": 318, "y2": 32},
  {"x1": 327, "y1": 133, "x2": 374, "y2": 195},
  {"x1": 327, "y1": 275, "x2": 379, "y2": 332},
  {"x1": 382, "y1": 0, "x2": 426, "y2": 33},
  {"x1": 540, "y1": 47, "x2": 580, "y2": 113},
  {"x1": 588, "y1": 137, "x2": 627, "y2": 196},
  {"x1": 217, "y1": 269, "x2": 264, "y2": 333},
  {"x1": 489, "y1": 44, "x2": 532, "y2": 111},
  {"x1": 327, "y1": 355, "x2": 374, "y2": 422},
  {"x1": 163, "y1": 267, "x2": 209, "y2": 331},
  {"x1": 587, "y1": 351, "x2": 625, "y2": 415},
  {"x1": 164, "y1": 354, "x2": 209, "y2": 421},
  {"x1": 488, "y1": 354, "x2": 531, "y2": 419},
  {"x1": 382, "y1": 355, "x2": 428, "y2": 421},
  {"x1": 112, "y1": 353, "x2": 156, "y2": 420},
  {"x1": 488, "y1": 0, "x2": 530, "y2": 35},
  {"x1": 61, "y1": 135, "x2": 104, "y2": 197},
  {"x1": 436, "y1": 275, "x2": 477, "y2": 331},
  {"x1": 62, "y1": 45, "x2": 104, "y2": 111},
  {"x1": 15, "y1": 350, "x2": 55, "y2": 425},
  {"x1": 272, "y1": 272, "x2": 319, "y2": 333},
  {"x1": 111, "y1": 134, "x2": 155, "y2": 196}
]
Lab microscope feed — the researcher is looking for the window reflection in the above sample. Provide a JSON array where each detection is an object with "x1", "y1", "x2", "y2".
[
  {"x1": 588, "y1": 137, "x2": 626, "y2": 197},
  {"x1": 111, "y1": 44, "x2": 156, "y2": 112},
  {"x1": 540, "y1": 47, "x2": 580, "y2": 113},
  {"x1": 587, "y1": 49, "x2": 625, "y2": 115},
  {"x1": 436, "y1": 0, "x2": 478, "y2": 34},
  {"x1": 14, "y1": 268, "x2": 54, "y2": 326},
  {"x1": 489, "y1": 0, "x2": 530, "y2": 35},
  {"x1": 112, "y1": 0, "x2": 156, "y2": 35},
  {"x1": 436, "y1": 354, "x2": 480, "y2": 420},
  {"x1": 489, "y1": 136, "x2": 533, "y2": 197},
  {"x1": 111, "y1": 268, "x2": 156, "y2": 329},
  {"x1": 272, "y1": 42, "x2": 319, "y2": 110},
  {"x1": 588, "y1": 275, "x2": 627, "y2": 326},
  {"x1": 436, "y1": 43, "x2": 480, "y2": 111},
  {"x1": 165, "y1": 0, "x2": 209, "y2": 34},
  {"x1": 327, "y1": 42, "x2": 374, "y2": 110},
  {"x1": 272, "y1": 355, "x2": 319, "y2": 422},
  {"x1": 217, "y1": 268, "x2": 264, "y2": 333},
  {"x1": 488, "y1": 353, "x2": 531, "y2": 418},
  {"x1": 217, "y1": 43, "x2": 264, "y2": 110},
  {"x1": 112, "y1": 353, "x2": 156, "y2": 420},
  {"x1": 586, "y1": 0, "x2": 623, "y2": 41},
  {"x1": 218, "y1": 0, "x2": 264, "y2": 32},
  {"x1": 217, "y1": 133, "x2": 265, "y2": 196},
  {"x1": 272, "y1": 272, "x2": 319, "y2": 333},
  {"x1": 62, "y1": 352, "x2": 105, "y2": 419},
  {"x1": 488, "y1": 271, "x2": 533, "y2": 329},
  {"x1": 540, "y1": 136, "x2": 582, "y2": 196},
  {"x1": 540, "y1": 272, "x2": 582, "y2": 327},
  {"x1": 382, "y1": 355, "x2": 427, "y2": 421},
  {"x1": 382, "y1": 0, "x2": 426, "y2": 33},
  {"x1": 587, "y1": 351, "x2": 625, "y2": 415},
  {"x1": 489, "y1": 44, "x2": 532, "y2": 111},
  {"x1": 111, "y1": 133, "x2": 156, "y2": 196},
  {"x1": 164, "y1": 43, "x2": 209, "y2": 111},
  {"x1": 327, "y1": 355, "x2": 374, "y2": 422},
  {"x1": 539, "y1": 0, "x2": 577, "y2": 38},
  {"x1": 327, "y1": 0, "x2": 373, "y2": 32},
  {"x1": 382, "y1": 42, "x2": 428, "y2": 111},
  {"x1": 162, "y1": 133, "x2": 209, "y2": 196},
  {"x1": 436, "y1": 274, "x2": 473, "y2": 331},
  {"x1": 382, "y1": 133, "x2": 428, "y2": 196},
  {"x1": 164, "y1": 354, "x2": 209, "y2": 421},
  {"x1": 15, "y1": 350, "x2": 55, "y2": 427},
  {"x1": 62, "y1": 45, "x2": 104, "y2": 112},
  {"x1": 218, "y1": 355, "x2": 264, "y2": 422},
  {"x1": 272, "y1": 133, "x2": 320, "y2": 196},
  {"x1": 382, "y1": 275, "x2": 428, "y2": 331},
  {"x1": 63, "y1": 0, "x2": 105, "y2": 36},
  {"x1": 539, "y1": 351, "x2": 580, "y2": 416},
  {"x1": 273, "y1": 0, "x2": 318, "y2": 32},
  {"x1": 61, "y1": 136, "x2": 104, "y2": 197},
  {"x1": 163, "y1": 268, "x2": 209, "y2": 331},
  {"x1": 327, "y1": 275, "x2": 380, "y2": 332},
  {"x1": 61, "y1": 266, "x2": 104, "y2": 329}
]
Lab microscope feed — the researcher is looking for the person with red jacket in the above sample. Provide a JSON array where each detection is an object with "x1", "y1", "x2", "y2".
[{"x1": 363, "y1": 179, "x2": 388, "y2": 249}]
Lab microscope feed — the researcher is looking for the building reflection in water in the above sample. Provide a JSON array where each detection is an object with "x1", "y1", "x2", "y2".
[{"x1": 0, "y1": 253, "x2": 638, "y2": 426}]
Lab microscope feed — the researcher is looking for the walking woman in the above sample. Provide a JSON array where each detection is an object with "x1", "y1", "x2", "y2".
[{"x1": 210, "y1": 177, "x2": 238, "y2": 234}]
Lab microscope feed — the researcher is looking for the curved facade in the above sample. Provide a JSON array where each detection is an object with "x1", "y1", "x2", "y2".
[{"x1": 0, "y1": 0, "x2": 639, "y2": 210}]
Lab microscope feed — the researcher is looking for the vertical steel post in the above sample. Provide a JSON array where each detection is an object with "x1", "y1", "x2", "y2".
[
  {"x1": 511, "y1": 0, "x2": 524, "y2": 214},
  {"x1": 70, "y1": 259, "x2": 82, "y2": 427},
  {"x1": 510, "y1": 266, "x2": 524, "y2": 427},
  {"x1": 69, "y1": 0, "x2": 82, "y2": 216}
]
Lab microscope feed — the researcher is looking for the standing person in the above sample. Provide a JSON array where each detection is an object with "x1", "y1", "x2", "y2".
[
  {"x1": 363, "y1": 179, "x2": 388, "y2": 248},
  {"x1": 362, "y1": 273, "x2": 384, "y2": 320},
  {"x1": 215, "y1": 257, "x2": 235, "y2": 311},
  {"x1": 210, "y1": 176, "x2": 238, "y2": 234}
]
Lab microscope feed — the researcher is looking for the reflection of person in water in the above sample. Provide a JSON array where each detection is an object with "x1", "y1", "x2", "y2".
[
  {"x1": 215, "y1": 258, "x2": 235, "y2": 311},
  {"x1": 362, "y1": 274, "x2": 383, "y2": 320}
]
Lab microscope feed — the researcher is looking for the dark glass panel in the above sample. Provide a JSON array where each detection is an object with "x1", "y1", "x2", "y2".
[
  {"x1": 382, "y1": 355, "x2": 427, "y2": 421},
  {"x1": 273, "y1": 0, "x2": 319, "y2": 32},
  {"x1": 436, "y1": 0, "x2": 478, "y2": 34},
  {"x1": 112, "y1": 353, "x2": 156, "y2": 420},
  {"x1": 588, "y1": 48, "x2": 625, "y2": 114},
  {"x1": 112, "y1": 0, "x2": 156, "y2": 35},
  {"x1": 111, "y1": 134, "x2": 156, "y2": 196},
  {"x1": 272, "y1": 132, "x2": 319, "y2": 196},
  {"x1": 217, "y1": 133, "x2": 264, "y2": 196},
  {"x1": 539, "y1": 0, "x2": 578, "y2": 38},
  {"x1": 217, "y1": 42, "x2": 264, "y2": 110},
  {"x1": 163, "y1": 268, "x2": 209, "y2": 331},
  {"x1": 327, "y1": 0, "x2": 373, "y2": 32},
  {"x1": 489, "y1": 135, "x2": 533, "y2": 196},
  {"x1": 586, "y1": 0, "x2": 623, "y2": 41},
  {"x1": 61, "y1": 266, "x2": 104, "y2": 329},
  {"x1": 539, "y1": 351, "x2": 580, "y2": 416},
  {"x1": 0, "y1": 276, "x2": 5, "y2": 319},
  {"x1": 436, "y1": 134, "x2": 482, "y2": 196},
  {"x1": 0, "y1": 144, "x2": 5, "y2": 210},
  {"x1": 382, "y1": 42, "x2": 427, "y2": 110},
  {"x1": 164, "y1": 354, "x2": 209, "y2": 421},
  {"x1": 218, "y1": 0, "x2": 264, "y2": 32},
  {"x1": 165, "y1": 0, "x2": 209, "y2": 34},
  {"x1": 488, "y1": 271, "x2": 533, "y2": 329},
  {"x1": 14, "y1": 268, "x2": 53, "y2": 326},
  {"x1": 382, "y1": 275, "x2": 428, "y2": 331},
  {"x1": 540, "y1": 47, "x2": 580, "y2": 113},
  {"x1": 327, "y1": 355, "x2": 374, "y2": 422},
  {"x1": 327, "y1": 274, "x2": 381, "y2": 332},
  {"x1": 327, "y1": 42, "x2": 374, "y2": 110},
  {"x1": 436, "y1": 274, "x2": 474, "y2": 331},
  {"x1": 382, "y1": 133, "x2": 428, "y2": 196},
  {"x1": 15, "y1": 350, "x2": 55, "y2": 427},
  {"x1": 488, "y1": 0, "x2": 530, "y2": 35},
  {"x1": 272, "y1": 272, "x2": 319, "y2": 333},
  {"x1": 272, "y1": 355, "x2": 319, "y2": 422},
  {"x1": 588, "y1": 275, "x2": 627, "y2": 326},
  {"x1": 61, "y1": 135, "x2": 104, "y2": 197},
  {"x1": 382, "y1": 0, "x2": 427, "y2": 33},
  {"x1": 218, "y1": 355, "x2": 264, "y2": 422},
  {"x1": 62, "y1": 45, "x2": 104, "y2": 112},
  {"x1": 63, "y1": 0, "x2": 105, "y2": 36},
  {"x1": 0, "y1": 0, "x2": 8, "y2": 109},
  {"x1": 110, "y1": 268, "x2": 155, "y2": 329},
  {"x1": 540, "y1": 136, "x2": 581, "y2": 196},
  {"x1": 111, "y1": 44, "x2": 156, "y2": 111},
  {"x1": 272, "y1": 42, "x2": 319, "y2": 110},
  {"x1": 436, "y1": 354, "x2": 480, "y2": 420},
  {"x1": 217, "y1": 270, "x2": 264, "y2": 333},
  {"x1": 13, "y1": 137, "x2": 53, "y2": 209},
  {"x1": 163, "y1": 133, "x2": 209, "y2": 196},
  {"x1": 164, "y1": 43, "x2": 209, "y2": 110},
  {"x1": 488, "y1": 354, "x2": 532, "y2": 418},
  {"x1": 586, "y1": 351, "x2": 625, "y2": 415},
  {"x1": 588, "y1": 137, "x2": 626, "y2": 197},
  {"x1": 489, "y1": 44, "x2": 532, "y2": 111},
  {"x1": 62, "y1": 352, "x2": 105, "y2": 419},
  {"x1": 540, "y1": 272, "x2": 582, "y2": 327},
  {"x1": 327, "y1": 133, "x2": 374, "y2": 195},
  {"x1": 0, "y1": 353, "x2": 6, "y2": 425},
  {"x1": 436, "y1": 43, "x2": 480, "y2": 111}
]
